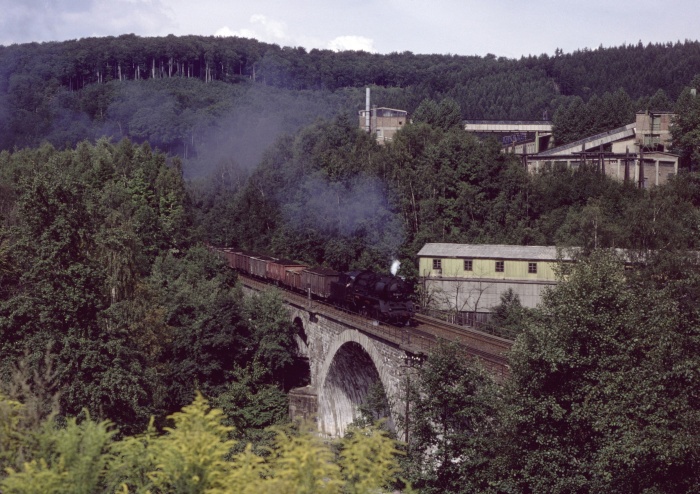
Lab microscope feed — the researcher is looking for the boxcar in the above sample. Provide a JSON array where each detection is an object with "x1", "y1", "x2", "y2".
[
  {"x1": 285, "y1": 269, "x2": 304, "y2": 291},
  {"x1": 230, "y1": 251, "x2": 254, "y2": 275},
  {"x1": 301, "y1": 267, "x2": 340, "y2": 299},
  {"x1": 267, "y1": 259, "x2": 308, "y2": 285},
  {"x1": 249, "y1": 255, "x2": 276, "y2": 279},
  {"x1": 223, "y1": 248, "x2": 237, "y2": 269}
]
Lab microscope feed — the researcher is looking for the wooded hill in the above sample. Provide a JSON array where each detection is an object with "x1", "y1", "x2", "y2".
[
  {"x1": 1, "y1": 35, "x2": 700, "y2": 172},
  {"x1": 2, "y1": 35, "x2": 700, "y2": 98}
]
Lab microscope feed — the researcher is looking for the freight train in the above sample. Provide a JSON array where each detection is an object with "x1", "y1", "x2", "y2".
[{"x1": 211, "y1": 247, "x2": 415, "y2": 325}]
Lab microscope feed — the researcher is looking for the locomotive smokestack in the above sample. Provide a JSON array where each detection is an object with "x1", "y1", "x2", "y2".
[{"x1": 365, "y1": 87, "x2": 371, "y2": 133}]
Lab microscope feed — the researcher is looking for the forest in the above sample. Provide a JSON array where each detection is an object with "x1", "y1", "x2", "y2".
[
  {"x1": 1, "y1": 35, "x2": 700, "y2": 492},
  {"x1": 2, "y1": 35, "x2": 700, "y2": 172}
]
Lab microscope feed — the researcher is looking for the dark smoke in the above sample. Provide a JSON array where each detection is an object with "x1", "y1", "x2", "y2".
[{"x1": 281, "y1": 174, "x2": 405, "y2": 258}]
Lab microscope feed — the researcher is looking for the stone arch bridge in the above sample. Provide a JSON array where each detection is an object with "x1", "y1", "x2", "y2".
[{"x1": 241, "y1": 276, "x2": 511, "y2": 438}]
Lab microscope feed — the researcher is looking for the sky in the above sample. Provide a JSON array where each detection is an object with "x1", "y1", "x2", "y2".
[{"x1": 1, "y1": 0, "x2": 698, "y2": 58}]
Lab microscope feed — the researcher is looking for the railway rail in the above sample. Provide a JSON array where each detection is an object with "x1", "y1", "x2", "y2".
[{"x1": 238, "y1": 274, "x2": 513, "y2": 378}]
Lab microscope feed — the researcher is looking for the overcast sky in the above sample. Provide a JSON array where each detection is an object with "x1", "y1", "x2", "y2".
[{"x1": 1, "y1": 0, "x2": 698, "y2": 58}]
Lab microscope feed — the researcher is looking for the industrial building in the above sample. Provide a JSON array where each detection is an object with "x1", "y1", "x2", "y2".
[
  {"x1": 358, "y1": 88, "x2": 408, "y2": 144},
  {"x1": 517, "y1": 111, "x2": 679, "y2": 187},
  {"x1": 358, "y1": 107, "x2": 408, "y2": 144},
  {"x1": 417, "y1": 243, "x2": 574, "y2": 321}
]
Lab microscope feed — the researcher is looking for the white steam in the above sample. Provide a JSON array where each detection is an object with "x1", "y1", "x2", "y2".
[{"x1": 391, "y1": 260, "x2": 400, "y2": 276}]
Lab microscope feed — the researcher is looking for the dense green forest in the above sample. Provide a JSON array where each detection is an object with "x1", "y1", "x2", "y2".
[
  {"x1": 2, "y1": 34, "x2": 700, "y2": 492},
  {"x1": 0, "y1": 141, "x2": 310, "y2": 441}
]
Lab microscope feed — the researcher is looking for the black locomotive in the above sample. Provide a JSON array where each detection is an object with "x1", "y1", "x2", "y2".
[{"x1": 330, "y1": 270, "x2": 414, "y2": 325}]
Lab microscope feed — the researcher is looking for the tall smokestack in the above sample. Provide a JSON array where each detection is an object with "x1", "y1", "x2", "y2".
[{"x1": 365, "y1": 88, "x2": 371, "y2": 133}]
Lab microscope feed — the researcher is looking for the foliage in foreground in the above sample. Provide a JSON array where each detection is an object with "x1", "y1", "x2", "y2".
[
  {"x1": 0, "y1": 393, "x2": 407, "y2": 494},
  {"x1": 493, "y1": 250, "x2": 700, "y2": 493},
  {"x1": 398, "y1": 252, "x2": 700, "y2": 494},
  {"x1": 401, "y1": 343, "x2": 500, "y2": 494},
  {"x1": 0, "y1": 140, "x2": 305, "y2": 440}
]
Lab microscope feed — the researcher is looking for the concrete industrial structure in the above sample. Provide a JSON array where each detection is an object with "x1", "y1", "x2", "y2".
[
  {"x1": 359, "y1": 87, "x2": 408, "y2": 144},
  {"x1": 463, "y1": 120, "x2": 553, "y2": 134},
  {"x1": 464, "y1": 119, "x2": 554, "y2": 154},
  {"x1": 418, "y1": 243, "x2": 573, "y2": 318},
  {"x1": 518, "y1": 111, "x2": 679, "y2": 187},
  {"x1": 358, "y1": 107, "x2": 408, "y2": 144}
]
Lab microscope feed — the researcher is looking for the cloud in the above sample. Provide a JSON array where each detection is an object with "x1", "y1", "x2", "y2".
[
  {"x1": 216, "y1": 14, "x2": 288, "y2": 43},
  {"x1": 250, "y1": 14, "x2": 287, "y2": 40},
  {"x1": 327, "y1": 35, "x2": 376, "y2": 53},
  {"x1": 215, "y1": 26, "x2": 244, "y2": 37},
  {"x1": 215, "y1": 14, "x2": 375, "y2": 53}
]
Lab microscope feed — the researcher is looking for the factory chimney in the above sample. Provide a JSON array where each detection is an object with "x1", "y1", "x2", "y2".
[{"x1": 365, "y1": 88, "x2": 371, "y2": 133}]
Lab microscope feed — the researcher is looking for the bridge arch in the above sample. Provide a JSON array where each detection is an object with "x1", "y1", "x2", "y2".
[{"x1": 317, "y1": 329, "x2": 399, "y2": 437}]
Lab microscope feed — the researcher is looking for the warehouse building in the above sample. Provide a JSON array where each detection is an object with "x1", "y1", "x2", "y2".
[{"x1": 417, "y1": 243, "x2": 575, "y2": 320}]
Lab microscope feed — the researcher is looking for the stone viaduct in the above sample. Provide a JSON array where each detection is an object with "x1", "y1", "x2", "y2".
[{"x1": 241, "y1": 276, "x2": 511, "y2": 438}]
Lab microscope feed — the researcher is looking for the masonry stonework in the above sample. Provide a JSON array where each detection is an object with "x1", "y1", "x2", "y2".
[{"x1": 286, "y1": 305, "x2": 409, "y2": 437}]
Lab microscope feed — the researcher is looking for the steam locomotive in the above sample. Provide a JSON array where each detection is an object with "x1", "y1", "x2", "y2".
[
  {"x1": 211, "y1": 247, "x2": 414, "y2": 325},
  {"x1": 329, "y1": 270, "x2": 414, "y2": 324}
]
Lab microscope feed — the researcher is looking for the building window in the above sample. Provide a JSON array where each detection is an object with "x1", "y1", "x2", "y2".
[
  {"x1": 495, "y1": 261, "x2": 504, "y2": 273},
  {"x1": 464, "y1": 259, "x2": 473, "y2": 271},
  {"x1": 432, "y1": 259, "x2": 442, "y2": 270},
  {"x1": 528, "y1": 262, "x2": 537, "y2": 274}
]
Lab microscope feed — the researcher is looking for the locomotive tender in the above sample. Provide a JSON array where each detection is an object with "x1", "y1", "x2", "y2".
[{"x1": 212, "y1": 247, "x2": 414, "y2": 325}]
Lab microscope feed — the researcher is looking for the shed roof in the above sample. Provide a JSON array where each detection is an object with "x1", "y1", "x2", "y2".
[{"x1": 417, "y1": 243, "x2": 576, "y2": 261}]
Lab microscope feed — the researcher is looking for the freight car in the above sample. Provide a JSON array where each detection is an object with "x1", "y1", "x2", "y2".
[{"x1": 210, "y1": 247, "x2": 414, "y2": 325}]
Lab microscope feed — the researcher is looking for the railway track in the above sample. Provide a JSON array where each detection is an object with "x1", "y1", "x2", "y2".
[
  {"x1": 413, "y1": 313, "x2": 512, "y2": 376},
  {"x1": 238, "y1": 274, "x2": 513, "y2": 378}
]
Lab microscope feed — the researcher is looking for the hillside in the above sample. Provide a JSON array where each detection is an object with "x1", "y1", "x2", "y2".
[{"x1": 1, "y1": 35, "x2": 700, "y2": 175}]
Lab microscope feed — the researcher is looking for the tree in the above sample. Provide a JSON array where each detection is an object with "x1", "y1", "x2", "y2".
[
  {"x1": 486, "y1": 288, "x2": 526, "y2": 338},
  {"x1": 338, "y1": 425, "x2": 404, "y2": 494},
  {"x1": 2, "y1": 394, "x2": 408, "y2": 494},
  {"x1": 671, "y1": 75, "x2": 700, "y2": 171},
  {"x1": 495, "y1": 250, "x2": 700, "y2": 493},
  {"x1": 242, "y1": 289, "x2": 299, "y2": 388},
  {"x1": 402, "y1": 342, "x2": 499, "y2": 493},
  {"x1": 148, "y1": 393, "x2": 236, "y2": 494},
  {"x1": 0, "y1": 141, "x2": 206, "y2": 434},
  {"x1": 214, "y1": 361, "x2": 289, "y2": 450},
  {"x1": 644, "y1": 88, "x2": 674, "y2": 112},
  {"x1": 1, "y1": 414, "x2": 116, "y2": 494},
  {"x1": 148, "y1": 246, "x2": 246, "y2": 412},
  {"x1": 411, "y1": 98, "x2": 462, "y2": 131}
]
